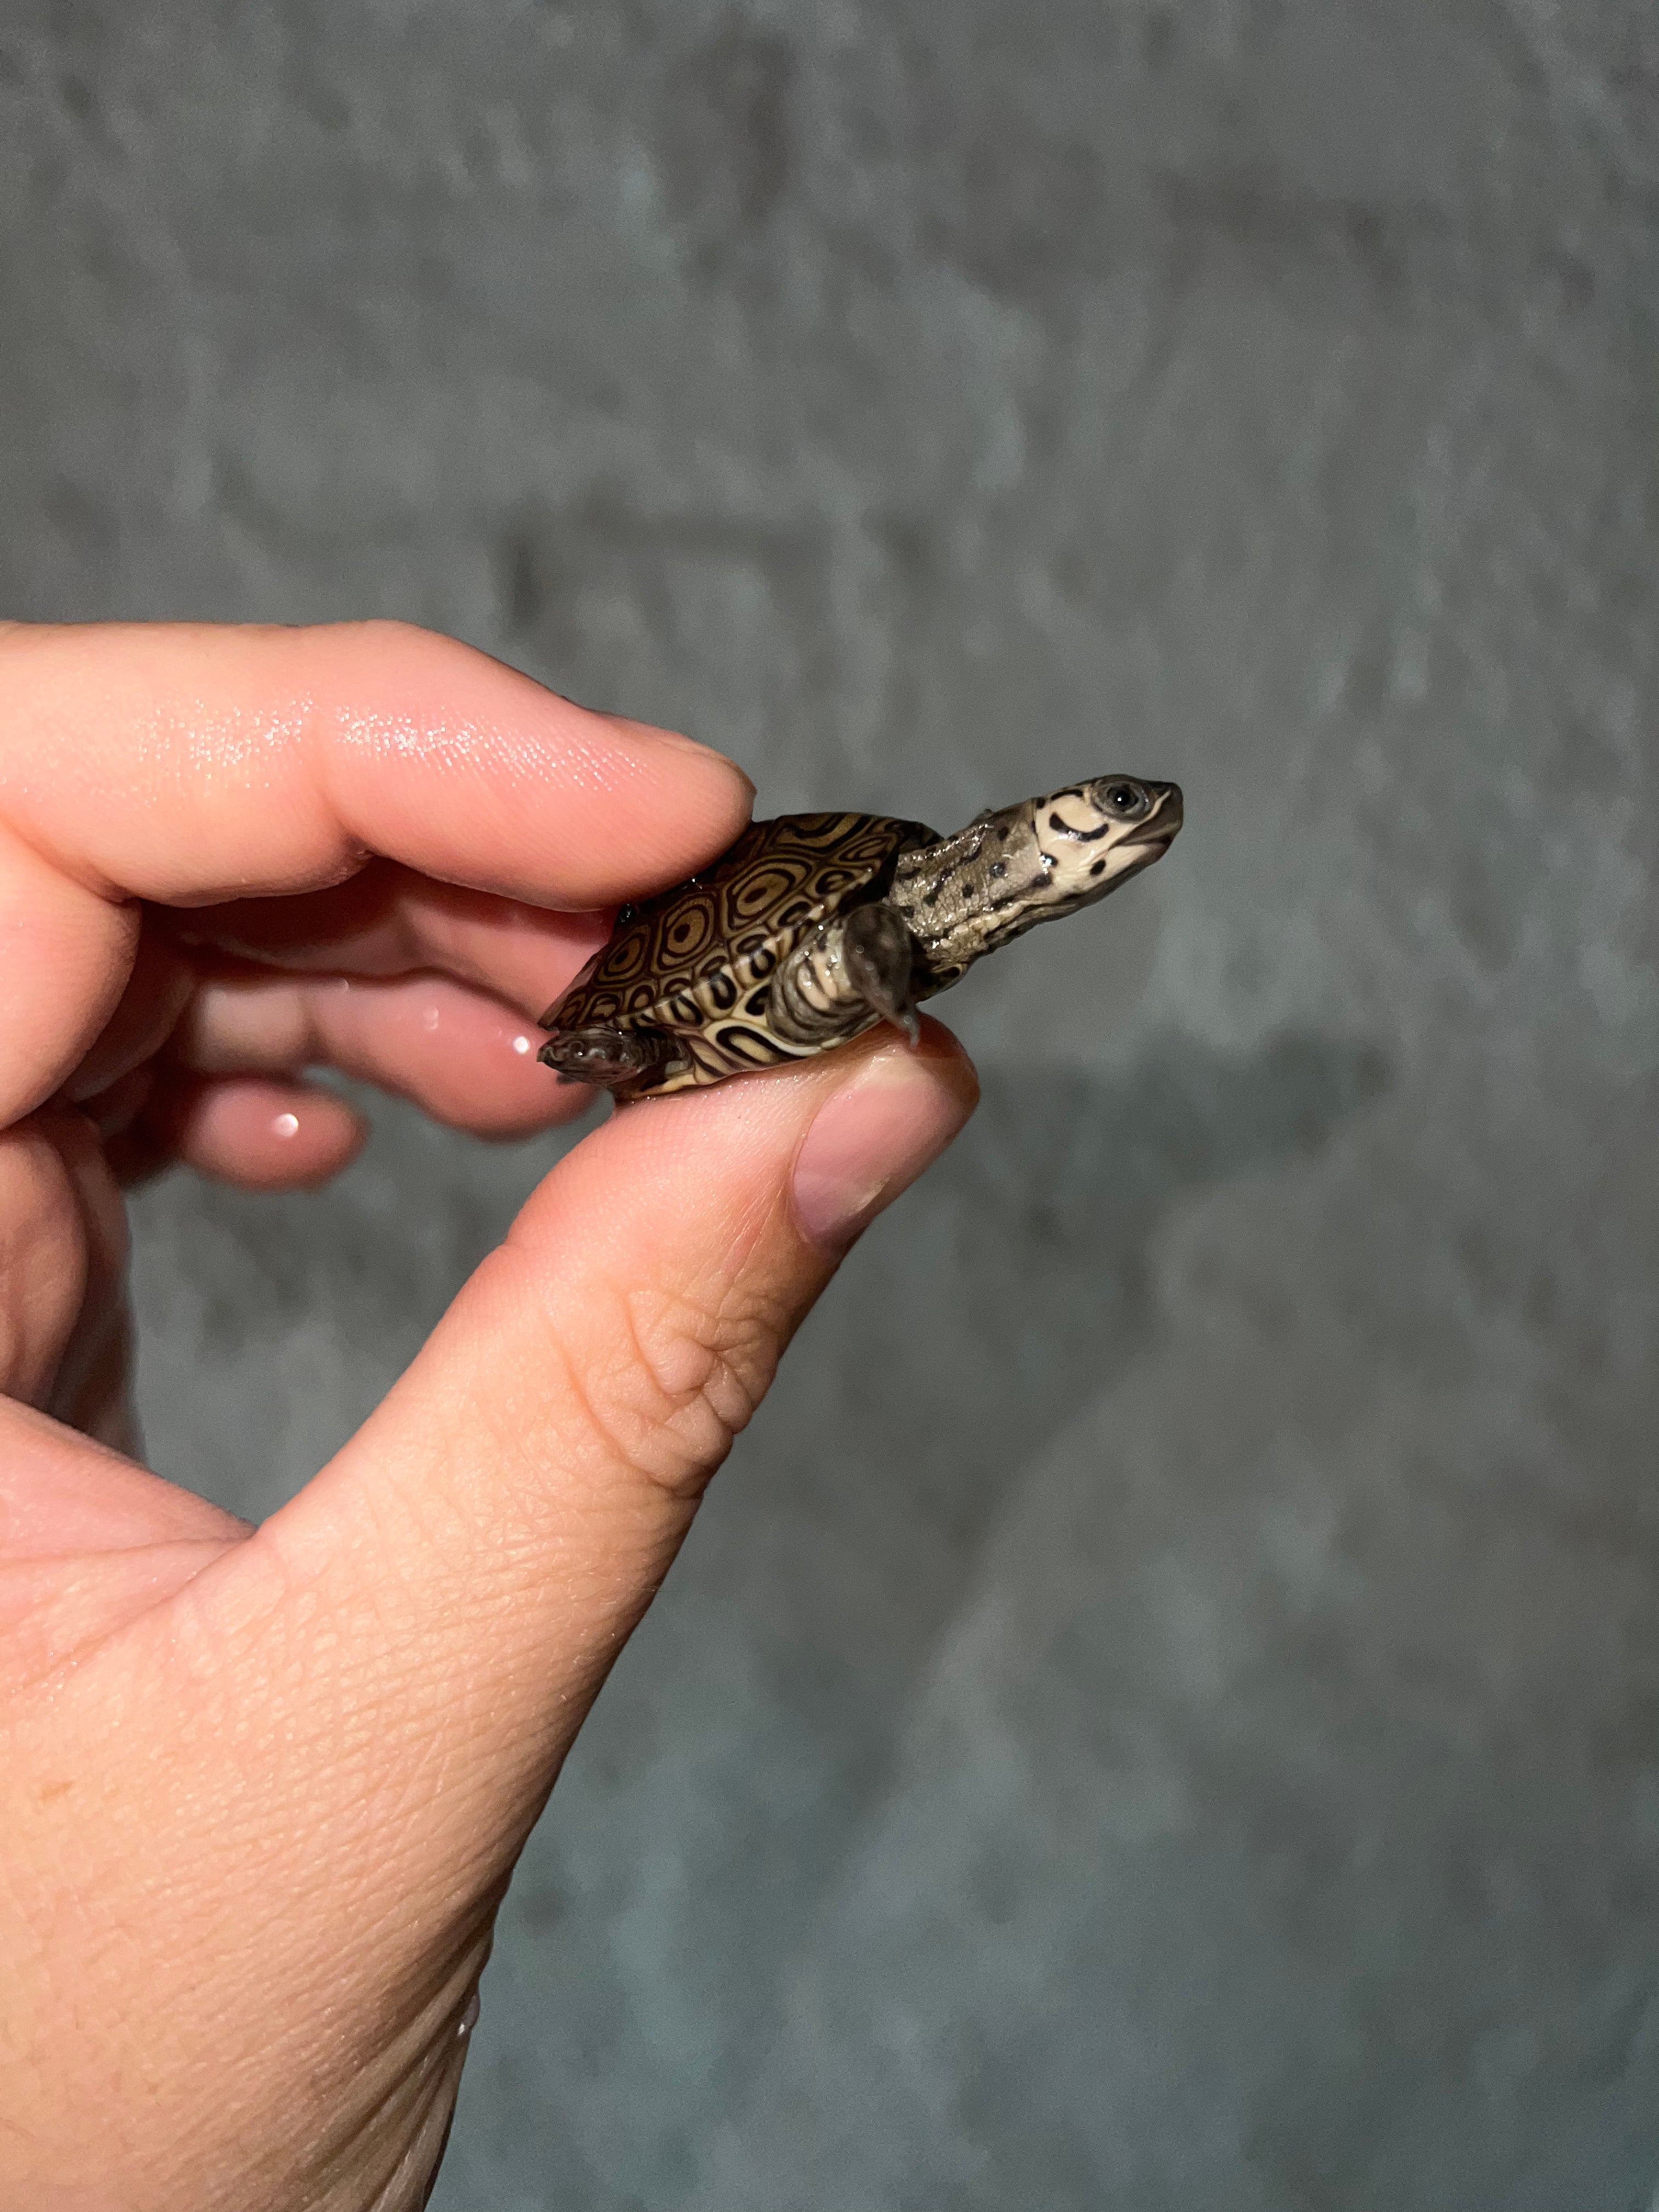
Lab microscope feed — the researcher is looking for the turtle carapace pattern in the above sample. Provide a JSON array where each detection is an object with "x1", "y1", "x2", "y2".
[{"x1": 539, "y1": 776, "x2": 1183, "y2": 1101}]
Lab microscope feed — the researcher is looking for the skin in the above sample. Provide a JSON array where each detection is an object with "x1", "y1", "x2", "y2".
[{"x1": 0, "y1": 620, "x2": 978, "y2": 2212}]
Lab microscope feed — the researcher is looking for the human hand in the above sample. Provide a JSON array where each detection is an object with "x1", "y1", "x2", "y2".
[{"x1": 0, "y1": 622, "x2": 977, "y2": 2211}]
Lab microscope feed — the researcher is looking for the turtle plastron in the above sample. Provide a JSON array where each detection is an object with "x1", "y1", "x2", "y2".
[{"x1": 768, "y1": 900, "x2": 921, "y2": 1049}]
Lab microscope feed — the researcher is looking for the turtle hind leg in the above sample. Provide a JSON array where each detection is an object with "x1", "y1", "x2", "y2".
[
  {"x1": 770, "y1": 901, "x2": 921, "y2": 1049},
  {"x1": 538, "y1": 1025, "x2": 676, "y2": 1092}
]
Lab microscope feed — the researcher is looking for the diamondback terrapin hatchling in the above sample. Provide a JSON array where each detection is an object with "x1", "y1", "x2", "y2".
[{"x1": 538, "y1": 776, "x2": 1183, "y2": 1101}]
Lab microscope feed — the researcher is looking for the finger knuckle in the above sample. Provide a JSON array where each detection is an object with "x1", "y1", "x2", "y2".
[{"x1": 575, "y1": 1275, "x2": 786, "y2": 1504}]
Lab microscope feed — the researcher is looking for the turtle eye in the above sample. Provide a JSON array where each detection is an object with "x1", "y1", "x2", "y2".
[{"x1": 1098, "y1": 780, "x2": 1149, "y2": 820}]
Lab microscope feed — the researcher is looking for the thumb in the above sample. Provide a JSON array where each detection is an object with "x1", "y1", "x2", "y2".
[
  {"x1": 267, "y1": 1020, "x2": 977, "y2": 1771},
  {"x1": 208, "y1": 1024, "x2": 972, "y2": 1932}
]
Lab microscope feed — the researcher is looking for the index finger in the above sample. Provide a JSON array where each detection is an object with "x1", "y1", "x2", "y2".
[{"x1": 0, "y1": 620, "x2": 753, "y2": 1122}]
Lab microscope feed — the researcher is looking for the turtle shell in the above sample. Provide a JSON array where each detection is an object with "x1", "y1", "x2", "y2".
[{"x1": 544, "y1": 811, "x2": 936, "y2": 1093}]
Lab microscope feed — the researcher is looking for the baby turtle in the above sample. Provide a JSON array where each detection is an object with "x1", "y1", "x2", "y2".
[{"x1": 539, "y1": 775, "x2": 1183, "y2": 1100}]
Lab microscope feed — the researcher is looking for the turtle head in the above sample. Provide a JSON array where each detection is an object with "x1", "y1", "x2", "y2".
[
  {"x1": 1034, "y1": 776, "x2": 1184, "y2": 904},
  {"x1": 893, "y1": 775, "x2": 1184, "y2": 991}
]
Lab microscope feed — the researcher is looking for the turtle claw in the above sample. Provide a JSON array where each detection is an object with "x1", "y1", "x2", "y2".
[
  {"x1": 867, "y1": 994, "x2": 921, "y2": 1047},
  {"x1": 876, "y1": 997, "x2": 922, "y2": 1047}
]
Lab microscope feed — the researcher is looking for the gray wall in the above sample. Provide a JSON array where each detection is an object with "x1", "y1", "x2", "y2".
[{"x1": 5, "y1": 2, "x2": 1657, "y2": 2204}]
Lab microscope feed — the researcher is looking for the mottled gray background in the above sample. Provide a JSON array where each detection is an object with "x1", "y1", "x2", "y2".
[{"x1": 4, "y1": 1, "x2": 1658, "y2": 2204}]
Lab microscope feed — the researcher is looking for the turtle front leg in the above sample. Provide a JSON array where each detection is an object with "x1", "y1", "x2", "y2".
[{"x1": 769, "y1": 900, "x2": 921, "y2": 1049}]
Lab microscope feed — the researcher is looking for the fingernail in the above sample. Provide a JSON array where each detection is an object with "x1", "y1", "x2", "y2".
[
  {"x1": 791, "y1": 1049, "x2": 975, "y2": 1254},
  {"x1": 602, "y1": 713, "x2": 757, "y2": 797}
]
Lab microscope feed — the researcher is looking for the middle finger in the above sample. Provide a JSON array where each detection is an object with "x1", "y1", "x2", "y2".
[{"x1": 171, "y1": 966, "x2": 590, "y2": 1137}]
